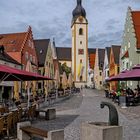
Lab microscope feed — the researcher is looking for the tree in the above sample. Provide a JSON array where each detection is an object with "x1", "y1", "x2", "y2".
[{"x1": 61, "y1": 62, "x2": 71, "y2": 77}]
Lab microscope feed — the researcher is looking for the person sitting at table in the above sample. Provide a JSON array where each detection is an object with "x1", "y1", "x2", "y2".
[
  {"x1": 126, "y1": 88, "x2": 134, "y2": 96},
  {"x1": 15, "y1": 100, "x2": 21, "y2": 107},
  {"x1": 116, "y1": 90, "x2": 121, "y2": 103}
]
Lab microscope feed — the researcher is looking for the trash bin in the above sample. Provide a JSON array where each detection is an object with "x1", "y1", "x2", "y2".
[{"x1": 119, "y1": 96, "x2": 127, "y2": 108}]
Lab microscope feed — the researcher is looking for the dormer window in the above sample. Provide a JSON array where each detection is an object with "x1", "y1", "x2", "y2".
[
  {"x1": 40, "y1": 49, "x2": 43, "y2": 54},
  {"x1": 10, "y1": 40, "x2": 16, "y2": 44},
  {"x1": 79, "y1": 28, "x2": 83, "y2": 35}
]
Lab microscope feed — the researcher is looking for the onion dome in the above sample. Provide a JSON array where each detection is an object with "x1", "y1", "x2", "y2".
[{"x1": 72, "y1": 0, "x2": 86, "y2": 21}]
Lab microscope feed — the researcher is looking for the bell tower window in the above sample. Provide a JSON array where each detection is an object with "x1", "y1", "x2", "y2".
[{"x1": 79, "y1": 28, "x2": 83, "y2": 35}]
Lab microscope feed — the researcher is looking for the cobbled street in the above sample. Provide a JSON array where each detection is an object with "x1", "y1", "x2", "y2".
[{"x1": 33, "y1": 89, "x2": 140, "y2": 140}]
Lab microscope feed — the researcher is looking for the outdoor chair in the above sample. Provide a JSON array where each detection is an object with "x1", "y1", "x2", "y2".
[
  {"x1": 0, "y1": 107, "x2": 5, "y2": 114},
  {"x1": 12, "y1": 110, "x2": 18, "y2": 130},
  {"x1": 3, "y1": 112, "x2": 13, "y2": 139},
  {"x1": 0, "y1": 117, "x2": 4, "y2": 137},
  {"x1": 26, "y1": 105, "x2": 36, "y2": 121},
  {"x1": 0, "y1": 107, "x2": 9, "y2": 114},
  {"x1": 18, "y1": 107, "x2": 23, "y2": 122}
]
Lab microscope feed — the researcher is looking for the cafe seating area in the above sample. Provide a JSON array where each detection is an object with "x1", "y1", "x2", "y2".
[
  {"x1": 105, "y1": 88, "x2": 140, "y2": 107},
  {"x1": 0, "y1": 103, "x2": 37, "y2": 139}
]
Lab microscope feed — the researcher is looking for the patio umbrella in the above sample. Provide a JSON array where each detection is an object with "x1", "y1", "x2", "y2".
[
  {"x1": 26, "y1": 61, "x2": 36, "y2": 97},
  {"x1": 107, "y1": 70, "x2": 129, "y2": 81},
  {"x1": 54, "y1": 69, "x2": 60, "y2": 98},
  {"x1": 25, "y1": 60, "x2": 32, "y2": 107},
  {"x1": 44, "y1": 66, "x2": 48, "y2": 97},
  {"x1": 121, "y1": 68, "x2": 140, "y2": 81},
  {"x1": 62, "y1": 72, "x2": 67, "y2": 94},
  {"x1": 68, "y1": 73, "x2": 72, "y2": 88},
  {"x1": 14, "y1": 81, "x2": 19, "y2": 100},
  {"x1": 0, "y1": 64, "x2": 52, "y2": 81},
  {"x1": 0, "y1": 64, "x2": 52, "y2": 107},
  {"x1": 68, "y1": 73, "x2": 72, "y2": 94},
  {"x1": 54, "y1": 69, "x2": 60, "y2": 89}
]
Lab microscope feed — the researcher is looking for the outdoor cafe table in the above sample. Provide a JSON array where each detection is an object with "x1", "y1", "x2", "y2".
[{"x1": 0, "y1": 112, "x2": 10, "y2": 118}]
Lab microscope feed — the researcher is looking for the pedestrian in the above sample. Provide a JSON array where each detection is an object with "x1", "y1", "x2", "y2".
[{"x1": 81, "y1": 85, "x2": 83, "y2": 91}]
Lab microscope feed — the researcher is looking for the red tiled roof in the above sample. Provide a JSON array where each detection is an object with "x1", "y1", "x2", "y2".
[
  {"x1": 0, "y1": 32, "x2": 27, "y2": 52},
  {"x1": 89, "y1": 53, "x2": 96, "y2": 69},
  {"x1": 112, "y1": 45, "x2": 121, "y2": 64},
  {"x1": 131, "y1": 11, "x2": 140, "y2": 49}
]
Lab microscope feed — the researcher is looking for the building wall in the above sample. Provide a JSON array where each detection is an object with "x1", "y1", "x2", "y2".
[
  {"x1": 44, "y1": 42, "x2": 54, "y2": 93},
  {"x1": 120, "y1": 7, "x2": 140, "y2": 89},
  {"x1": 103, "y1": 48, "x2": 109, "y2": 83},
  {"x1": 109, "y1": 48, "x2": 119, "y2": 90},
  {"x1": 0, "y1": 60, "x2": 21, "y2": 101}
]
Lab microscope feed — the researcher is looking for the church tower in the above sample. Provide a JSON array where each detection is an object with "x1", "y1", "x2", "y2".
[{"x1": 71, "y1": 0, "x2": 88, "y2": 87}]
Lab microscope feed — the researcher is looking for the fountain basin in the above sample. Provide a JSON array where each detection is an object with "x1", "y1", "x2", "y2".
[{"x1": 81, "y1": 122, "x2": 122, "y2": 140}]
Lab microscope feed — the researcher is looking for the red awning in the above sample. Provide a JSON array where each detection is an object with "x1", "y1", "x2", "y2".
[{"x1": 0, "y1": 64, "x2": 52, "y2": 81}]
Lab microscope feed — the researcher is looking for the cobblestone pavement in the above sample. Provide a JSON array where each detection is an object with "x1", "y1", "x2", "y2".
[{"x1": 33, "y1": 89, "x2": 140, "y2": 140}]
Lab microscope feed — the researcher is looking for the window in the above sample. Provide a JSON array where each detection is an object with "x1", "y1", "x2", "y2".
[
  {"x1": 80, "y1": 76, "x2": 83, "y2": 81},
  {"x1": 80, "y1": 41, "x2": 82, "y2": 44},
  {"x1": 40, "y1": 49, "x2": 43, "y2": 54},
  {"x1": 91, "y1": 78, "x2": 94, "y2": 82},
  {"x1": 25, "y1": 52, "x2": 28, "y2": 60},
  {"x1": 117, "y1": 67, "x2": 120, "y2": 74},
  {"x1": 78, "y1": 49, "x2": 84, "y2": 55},
  {"x1": 128, "y1": 42, "x2": 130, "y2": 48},
  {"x1": 79, "y1": 28, "x2": 83, "y2": 35},
  {"x1": 100, "y1": 63, "x2": 103, "y2": 68},
  {"x1": 127, "y1": 28, "x2": 129, "y2": 33},
  {"x1": 122, "y1": 49, "x2": 124, "y2": 54},
  {"x1": 125, "y1": 46, "x2": 127, "y2": 51},
  {"x1": 30, "y1": 54, "x2": 32, "y2": 62},
  {"x1": 130, "y1": 61, "x2": 132, "y2": 66},
  {"x1": 38, "y1": 82, "x2": 42, "y2": 89},
  {"x1": 28, "y1": 40, "x2": 31, "y2": 47},
  {"x1": 130, "y1": 81, "x2": 132, "y2": 86},
  {"x1": 33, "y1": 56, "x2": 35, "y2": 63},
  {"x1": 126, "y1": 62, "x2": 129, "y2": 69},
  {"x1": 107, "y1": 70, "x2": 109, "y2": 77},
  {"x1": 100, "y1": 81, "x2": 102, "y2": 85},
  {"x1": 100, "y1": 72, "x2": 102, "y2": 76}
]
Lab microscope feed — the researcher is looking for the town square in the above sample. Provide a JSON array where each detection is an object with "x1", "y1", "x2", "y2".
[{"x1": 0, "y1": 0, "x2": 140, "y2": 139}]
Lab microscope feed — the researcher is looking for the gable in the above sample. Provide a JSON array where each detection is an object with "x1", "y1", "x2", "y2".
[
  {"x1": 98, "y1": 49, "x2": 105, "y2": 70},
  {"x1": 0, "y1": 32, "x2": 26, "y2": 52},
  {"x1": 112, "y1": 45, "x2": 121, "y2": 64},
  {"x1": 110, "y1": 48, "x2": 115, "y2": 68},
  {"x1": 34, "y1": 39, "x2": 50, "y2": 66},
  {"x1": 131, "y1": 11, "x2": 140, "y2": 49}
]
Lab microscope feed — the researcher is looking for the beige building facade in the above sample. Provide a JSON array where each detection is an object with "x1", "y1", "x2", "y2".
[{"x1": 71, "y1": 0, "x2": 88, "y2": 87}]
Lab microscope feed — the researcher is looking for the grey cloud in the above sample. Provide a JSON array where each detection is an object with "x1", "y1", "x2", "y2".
[
  {"x1": 0, "y1": 0, "x2": 139, "y2": 48},
  {"x1": 89, "y1": 31, "x2": 122, "y2": 48}
]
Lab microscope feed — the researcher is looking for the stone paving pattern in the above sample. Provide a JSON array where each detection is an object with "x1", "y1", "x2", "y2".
[{"x1": 32, "y1": 89, "x2": 140, "y2": 140}]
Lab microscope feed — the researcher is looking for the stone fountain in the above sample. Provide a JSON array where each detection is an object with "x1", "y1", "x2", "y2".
[{"x1": 81, "y1": 101, "x2": 123, "y2": 140}]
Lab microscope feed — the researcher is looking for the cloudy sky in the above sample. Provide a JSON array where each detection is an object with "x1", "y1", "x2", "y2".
[{"x1": 0, "y1": 0, "x2": 140, "y2": 48}]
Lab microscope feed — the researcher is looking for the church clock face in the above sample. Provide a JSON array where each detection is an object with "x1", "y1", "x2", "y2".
[{"x1": 79, "y1": 16, "x2": 83, "y2": 23}]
